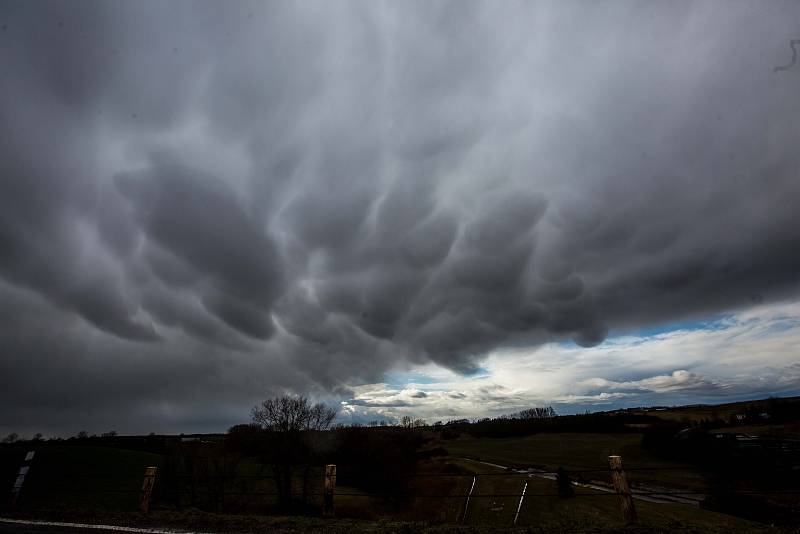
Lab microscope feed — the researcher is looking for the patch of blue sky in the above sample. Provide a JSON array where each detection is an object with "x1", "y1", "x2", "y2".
[
  {"x1": 385, "y1": 366, "x2": 491, "y2": 388},
  {"x1": 722, "y1": 312, "x2": 800, "y2": 341},
  {"x1": 556, "y1": 335, "x2": 648, "y2": 350},
  {"x1": 384, "y1": 371, "x2": 442, "y2": 388},
  {"x1": 530, "y1": 316, "x2": 732, "y2": 350},
  {"x1": 759, "y1": 316, "x2": 800, "y2": 335},
  {"x1": 466, "y1": 366, "x2": 491, "y2": 379},
  {"x1": 619, "y1": 314, "x2": 731, "y2": 338}
]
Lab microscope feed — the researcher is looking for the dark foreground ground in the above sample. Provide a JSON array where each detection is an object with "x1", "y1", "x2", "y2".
[
  {"x1": 2, "y1": 509, "x2": 798, "y2": 534},
  {"x1": 2, "y1": 397, "x2": 798, "y2": 532},
  {"x1": 0, "y1": 521, "x2": 138, "y2": 534}
]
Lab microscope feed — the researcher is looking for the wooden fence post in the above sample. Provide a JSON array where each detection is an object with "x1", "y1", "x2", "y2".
[
  {"x1": 323, "y1": 464, "x2": 336, "y2": 517},
  {"x1": 556, "y1": 466, "x2": 574, "y2": 498},
  {"x1": 10, "y1": 451, "x2": 35, "y2": 508},
  {"x1": 608, "y1": 456, "x2": 637, "y2": 524},
  {"x1": 140, "y1": 466, "x2": 157, "y2": 513}
]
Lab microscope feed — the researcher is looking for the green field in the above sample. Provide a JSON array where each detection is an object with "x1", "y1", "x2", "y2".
[
  {"x1": 315, "y1": 456, "x2": 771, "y2": 531},
  {"x1": 0, "y1": 444, "x2": 332, "y2": 514},
  {"x1": 1, "y1": 444, "x2": 164, "y2": 512},
  {"x1": 441, "y1": 433, "x2": 713, "y2": 491},
  {"x1": 2, "y1": 508, "x2": 776, "y2": 534},
  {"x1": 635, "y1": 396, "x2": 800, "y2": 423},
  {"x1": 0, "y1": 441, "x2": 788, "y2": 532},
  {"x1": 444, "y1": 459, "x2": 766, "y2": 532}
]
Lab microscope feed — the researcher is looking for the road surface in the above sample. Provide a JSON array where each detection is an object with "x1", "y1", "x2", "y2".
[{"x1": 0, "y1": 519, "x2": 200, "y2": 534}]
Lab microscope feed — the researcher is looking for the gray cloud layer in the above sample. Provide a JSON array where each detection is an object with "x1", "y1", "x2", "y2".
[{"x1": 1, "y1": 0, "x2": 800, "y2": 434}]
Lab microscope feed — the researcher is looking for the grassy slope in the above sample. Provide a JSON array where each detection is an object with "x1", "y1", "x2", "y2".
[{"x1": 632, "y1": 396, "x2": 800, "y2": 427}]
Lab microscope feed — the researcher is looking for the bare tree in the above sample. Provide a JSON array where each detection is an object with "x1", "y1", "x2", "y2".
[
  {"x1": 251, "y1": 395, "x2": 336, "y2": 511},
  {"x1": 306, "y1": 402, "x2": 337, "y2": 431},
  {"x1": 399, "y1": 416, "x2": 426, "y2": 428},
  {"x1": 251, "y1": 396, "x2": 336, "y2": 432},
  {"x1": 517, "y1": 406, "x2": 557, "y2": 420}
]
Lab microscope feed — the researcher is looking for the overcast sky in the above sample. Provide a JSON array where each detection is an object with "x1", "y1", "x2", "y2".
[{"x1": 2, "y1": 0, "x2": 800, "y2": 436}]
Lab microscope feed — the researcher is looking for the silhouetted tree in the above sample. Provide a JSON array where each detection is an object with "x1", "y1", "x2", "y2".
[
  {"x1": 251, "y1": 395, "x2": 336, "y2": 511},
  {"x1": 517, "y1": 406, "x2": 557, "y2": 419},
  {"x1": 400, "y1": 416, "x2": 426, "y2": 428},
  {"x1": 252, "y1": 396, "x2": 336, "y2": 433}
]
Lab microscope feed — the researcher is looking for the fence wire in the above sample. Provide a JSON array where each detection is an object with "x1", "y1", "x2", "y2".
[{"x1": 9, "y1": 464, "x2": 800, "y2": 502}]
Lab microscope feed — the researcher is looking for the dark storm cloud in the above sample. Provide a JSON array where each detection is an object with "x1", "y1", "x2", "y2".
[
  {"x1": 115, "y1": 164, "x2": 284, "y2": 338},
  {"x1": 2, "y1": 0, "x2": 800, "y2": 434}
]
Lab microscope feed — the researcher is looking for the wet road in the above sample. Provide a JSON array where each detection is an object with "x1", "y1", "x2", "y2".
[{"x1": 0, "y1": 519, "x2": 196, "y2": 534}]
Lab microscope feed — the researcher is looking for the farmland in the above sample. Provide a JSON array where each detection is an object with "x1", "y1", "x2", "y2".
[
  {"x1": 0, "y1": 440, "x2": 785, "y2": 532},
  {"x1": 0, "y1": 445, "x2": 774, "y2": 533},
  {"x1": 441, "y1": 433, "x2": 713, "y2": 492},
  {"x1": 2, "y1": 396, "x2": 799, "y2": 532}
]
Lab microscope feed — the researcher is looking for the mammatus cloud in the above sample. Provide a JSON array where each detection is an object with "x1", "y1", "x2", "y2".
[
  {"x1": 1, "y1": 1, "x2": 800, "y2": 434},
  {"x1": 773, "y1": 39, "x2": 800, "y2": 72}
]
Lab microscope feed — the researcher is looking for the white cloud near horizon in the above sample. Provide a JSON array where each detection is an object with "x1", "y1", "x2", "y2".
[{"x1": 340, "y1": 299, "x2": 800, "y2": 422}]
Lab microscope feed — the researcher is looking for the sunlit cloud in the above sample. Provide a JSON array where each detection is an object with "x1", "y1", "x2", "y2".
[{"x1": 341, "y1": 300, "x2": 800, "y2": 423}]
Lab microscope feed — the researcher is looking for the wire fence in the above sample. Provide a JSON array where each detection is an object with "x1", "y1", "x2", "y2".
[
  {"x1": 3, "y1": 460, "x2": 799, "y2": 532},
  {"x1": 3, "y1": 444, "x2": 798, "y2": 531},
  {"x1": 8, "y1": 464, "x2": 800, "y2": 502},
  {"x1": 9, "y1": 463, "x2": 797, "y2": 528}
]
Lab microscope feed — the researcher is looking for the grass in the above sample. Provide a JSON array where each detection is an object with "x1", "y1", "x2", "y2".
[
  {"x1": 0, "y1": 442, "x2": 792, "y2": 532},
  {"x1": 442, "y1": 433, "x2": 712, "y2": 491},
  {"x1": 3, "y1": 506, "x2": 781, "y2": 534},
  {"x1": 632, "y1": 396, "x2": 800, "y2": 428},
  {"x1": 1, "y1": 444, "x2": 164, "y2": 512},
  {"x1": 709, "y1": 421, "x2": 800, "y2": 439},
  {"x1": 445, "y1": 459, "x2": 771, "y2": 533}
]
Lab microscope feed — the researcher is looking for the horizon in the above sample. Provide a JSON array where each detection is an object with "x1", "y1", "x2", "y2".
[{"x1": 6, "y1": 391, "x2": 798, "y2": 441}]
